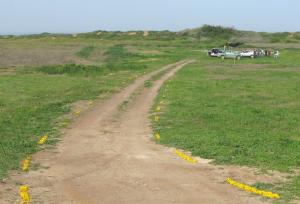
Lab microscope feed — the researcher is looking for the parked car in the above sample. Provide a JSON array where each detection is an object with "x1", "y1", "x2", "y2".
[
  {"x1": 219, "y1": 50, "x2": 241, "y2": 60},
  {"x1": 240, "y1": 50, "x2": 255, "y2": 58},
  {"x1": 257, "y1": 49, "x2": 265, "y2": 57},
  {"x1": 207, "y1": 47, "x2": 272, "y2": 61},
  {"x1": 208, "y1": 48, "x2": 224, "y2": 57}
]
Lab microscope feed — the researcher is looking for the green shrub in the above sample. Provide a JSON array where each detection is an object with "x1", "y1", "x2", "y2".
[
  {"x1": 37, "y1": 64, "x2": 103, "y2": 76},
  {"x1": 105, "y1": 44, "x2": 131, "y2": 63},
  {"x1": 76, "y1": 45, "x2": 96, "y2": 58},
  {"x1": 199, "y1": 25, "x2": 237, "y2": 39},
  {"x1": 104, "y1": 45, "x2": 147, "y2": 70},
  {"x1": 294, "y1": 33, "x2": 300, "y2": 40}
]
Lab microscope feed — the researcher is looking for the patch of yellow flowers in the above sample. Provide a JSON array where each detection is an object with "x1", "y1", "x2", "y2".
[
  {"x1": 19, "y1": 133, "x2": 48, "y2": 202},
  {"x1": 175, "y1": 150, "x2": 197, "y2": 164},
  {"x1": 156, "y1": 106, "x2": 161, "y2": 112},
  {"x1": 74, "y1": 110, "x2": 81, "y2": 116},
  {"x1": 37, "y1": 134, "x2": 48, "y2": 145},
  {"x1": 19, "y1": 185, "x2": 30, "y2": 204},
  {"x1": 155, "y1": 133, "x2": 161, "y2": 140},
  {"x1": 22, "y1": 156, "x2": 31, "y2": 171},
  {"x1": 226, "y1": 178, "x2": 280, "y2": 199}
]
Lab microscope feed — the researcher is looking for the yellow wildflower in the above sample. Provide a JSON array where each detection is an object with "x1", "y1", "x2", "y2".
[
  {"x1": 19, "y1": 186, "x2": 30, "y2": 204},
  {"x1": 155, "y1": 133, "x2": 160, "y2": 140},
  {"x1": 175, "y1": 150, "x2": 197, "y2": 164},
  {"x1": 226, "y1": 178, "x2": 280, "y2": 199},
  {"x1": 37, "y1": 134, "x2": 48, "y2": 145},
  {"x1": 22, "y1": 156, "x2": 31, "y2": 171}
]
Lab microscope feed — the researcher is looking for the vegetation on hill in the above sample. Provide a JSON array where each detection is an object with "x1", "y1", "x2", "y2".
[
  {"x1": 1, "y1": 25, "x2": 299, "y2": 45},
  {"x1": 179, "y1": 24, "x2": 237, "y2": 40}
]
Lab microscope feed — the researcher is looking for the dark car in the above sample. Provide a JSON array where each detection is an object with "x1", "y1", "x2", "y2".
[{"x1": 208, "y1": 48, "x2": 224, "y2": 57}]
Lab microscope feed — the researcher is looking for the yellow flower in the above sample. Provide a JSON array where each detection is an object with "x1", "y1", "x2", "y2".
[
  {"x1": 19, "y1": 186, "x2": 30, "y2": 203},
  {"x1": 22, "y1": 156, "x2": 31, "y2": 171},
  {"x1": 226, "y1": 178, "x2": 280, "y2": 199},
  {"x1": 37, "y1": 134, "x2": 48, "y2": 145},
  {"x1": 155, "y1": 133, "x2": 161, "y2": 140},
  {"x1": 175, "y1": 150, "x2": 197, "y2": 164}
]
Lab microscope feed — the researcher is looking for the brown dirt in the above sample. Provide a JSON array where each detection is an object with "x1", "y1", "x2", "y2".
[{"x1": 0, "y1": 60, "x2": 274, "y2": 204}]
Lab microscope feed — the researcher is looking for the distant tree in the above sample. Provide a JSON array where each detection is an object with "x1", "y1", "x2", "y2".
[{"x1": 200, "y1": 25, "x2": 236, "y2": 40}]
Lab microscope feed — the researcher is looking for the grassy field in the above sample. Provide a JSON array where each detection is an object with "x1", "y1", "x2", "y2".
[
  {"x1": 1, "y1": 26, "x2": 300, "y2": 202},
  {"x1": 153, "y1": 50, "x2": 300, "y2": 202},
  {"x1": 0, "y1": 38, "x2": 189, "y2": 179}
]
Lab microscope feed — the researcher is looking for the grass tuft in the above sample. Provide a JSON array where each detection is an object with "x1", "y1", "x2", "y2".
[
  {"x1": 76, "y1": 45, "x2": 96, "y2": 58},
  {"x1": 36, "y1": 64, "x2": 104, "y2": 76}
]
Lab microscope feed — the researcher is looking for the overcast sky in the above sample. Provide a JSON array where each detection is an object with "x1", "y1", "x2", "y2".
[{"x1": 0, "y1": 0, "x2": 299, "y2": 34}]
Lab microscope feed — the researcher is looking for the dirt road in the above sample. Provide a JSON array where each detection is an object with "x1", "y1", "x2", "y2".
[{"x1": 1, "y1": 60, "x2": 268, "y2": 204}]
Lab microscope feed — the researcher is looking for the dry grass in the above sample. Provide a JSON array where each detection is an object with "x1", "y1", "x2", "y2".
[{"x1": 0, "y1": 39, "x2": 110, "y2": 68}]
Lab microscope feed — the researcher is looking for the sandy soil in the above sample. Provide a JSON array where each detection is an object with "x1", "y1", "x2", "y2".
[{"x1": 0, "y1": 60, "x2": 271, "y2": 204}]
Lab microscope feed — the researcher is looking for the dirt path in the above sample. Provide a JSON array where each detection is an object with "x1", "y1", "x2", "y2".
[{"x1": 1, "y1": 60, "x2": 268, "y2": 204}]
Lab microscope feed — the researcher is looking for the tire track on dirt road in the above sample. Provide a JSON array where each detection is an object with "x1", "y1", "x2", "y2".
[{"x1": 0, "y1": 60, "x2": 267, "y2": 204}]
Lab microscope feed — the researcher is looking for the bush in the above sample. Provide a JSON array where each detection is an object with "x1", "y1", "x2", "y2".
[
  {"x1": 294, "y1": 33, "x2": 300, "y2": 40},
  {"x1": 37, "y1": 64, "x2": 103, "y2": 76},
  {"x1": 105, "y1": 44, "x2": 132, "y2": 63},
  {"x1": 199, "y1": 25, "x2": 237, "y2": 40},
  {"x1": 76, "y1": 46, "x2": 96, "y2": 58}
]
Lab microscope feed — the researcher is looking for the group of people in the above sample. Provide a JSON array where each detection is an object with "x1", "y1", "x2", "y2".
[{"x1": 264, "y1": 49, "x2": 280, "y2": 58}]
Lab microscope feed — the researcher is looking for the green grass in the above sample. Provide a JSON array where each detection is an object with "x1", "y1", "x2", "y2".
[
  {"x1": 104, "y1": 44, "x2": 148, "y2": 70},
  {"x1": 36, "y1": 64, "x2": 104, "y2": 75},
  {"x1": 76, "y1": 45, "x2": 96, "y2": 58},
  {"x1": 276, "y1": 176, "x2": 300, "y2": 202},
  {"x1": 150, "y1": 69, "x2": 169, "y2": 81},
  {"x1": 153, "y1": 49, "x2": 300, "y2": 202},
  {"x1": 252, "y1": 182, "x2": 274, "y2": 190},
  {"x1": 144, "y1": 69, "x2": 170, "y2": 88},
  {"x1": 2, "y1": 31, "x2": 300, "y2": 202},
  {"x1": 0, "y1": 39, "x2": 189, "y2": 179},
  {"x1": 144, "y1": 80, "x2": 153, "y2": 88},
  {"x1": 0, "y1": 70, "x2": 139, "y2": 178},
  {"x1": 105, "y1": 44, "x2": 132, "y2": 62}
]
